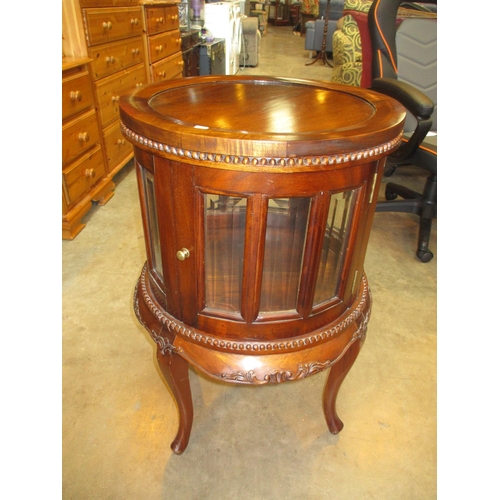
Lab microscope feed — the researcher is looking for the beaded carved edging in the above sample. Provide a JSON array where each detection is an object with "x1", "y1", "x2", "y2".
[
  {"x1": 120, "y1": 122, "x2": 402, "y2": 168},
  {"x1": 133, "y1": 281, "x2": 184, "y2": 355},
  {"x1": 219, "y1": 314, "x2": 369, "y2": 384},
  {"x1": 135, "y1": 263, "x2": 371, "y2": 354}
]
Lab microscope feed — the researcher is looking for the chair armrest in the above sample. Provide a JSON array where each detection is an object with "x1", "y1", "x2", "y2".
[
  {"x1": 371, "y1": 78, "x2": 435, "y2": 161},
  {"x1": 371, "y1": 77, "x2": 434, "y2": 121}
]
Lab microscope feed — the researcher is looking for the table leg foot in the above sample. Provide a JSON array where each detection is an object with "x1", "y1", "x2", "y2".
[
  {"x1": 322, "y1": 338, "x2": 362, "y2": 434},
  {"x1": 156, "y1": 348, "x2": 193, "y2": 455}
]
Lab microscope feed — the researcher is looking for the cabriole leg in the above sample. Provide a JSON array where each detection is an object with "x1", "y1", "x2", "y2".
[
  {"x1": 322, "y1": 338, "x2": 362, "y2": 434},
  {"x1": 156, "y1": 348, "x2": 193, "y2": 455}
]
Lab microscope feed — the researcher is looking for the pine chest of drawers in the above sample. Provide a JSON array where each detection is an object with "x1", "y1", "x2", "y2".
[
  {"x1": 143, "y1": 2, "x2": 183, "y2": 82},
  {"x1": 80, "y1": 0, "x2": 148, "y2": 179},
  {"x1": 62, "y1": 56, "x2": 114, "y2": 240}
]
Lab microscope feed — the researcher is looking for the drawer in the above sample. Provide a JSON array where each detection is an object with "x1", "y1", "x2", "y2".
[
  {"x1": 80, "y1": 0, "x2": 139, "y2": 6},
  {"x1": 145, "y1": 5, "x2": 179, "y2": 35},
  {"x1": 88, "y1": 36, "x2": 144, "y2": 80},
  {"x1": 83, "y1": 7, "x2": 142, "y2": 46},
  {"x1": 103, "y1": 120, "x2": 133, "y2": 169},
  {"x1": 63, "y1": 146, "x2": 106, "y2": 206},
  {"x1": 151, "y1": 52, "x2": 184, "y2": 82},
  {"x1": 148, "y1": 31, "x2": 182, "y2": 64},
  {"x1": 62, "y1": 109, "x2": 101, "y2": 166},
  {"x1": 62, "y1": 70, "x2": 94, "y2": 121},
  {"x1": 95, "y1": 64, "x2": 146, "y2": 129}
]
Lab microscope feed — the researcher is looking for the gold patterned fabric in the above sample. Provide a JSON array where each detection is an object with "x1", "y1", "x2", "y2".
[
  {"x1": 344, "y1": 0, "x2": 372, "y2": 13},
  {"x1": 331, "y1": 0, "x2": 372, "y2": 86},
  {"x1": 300, "y1": 0, "x2": 319, "y2": 16}
]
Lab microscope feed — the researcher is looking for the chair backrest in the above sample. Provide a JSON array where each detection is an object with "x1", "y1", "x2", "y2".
[{"x1": 369, "y1": 0, "x2": 437, "y2": 131}]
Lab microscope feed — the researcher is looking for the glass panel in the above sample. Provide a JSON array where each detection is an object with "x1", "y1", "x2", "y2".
[
  {"x1": 259, "y1": 198, "x2": 310, "y2": 313},
  {"x1": 142, "y1": 168, "x2": 163, "y2": 280},
  {"x1": 204, "y1": 194, "x2": 247, "y2": 313},
  {"x1": 313, "y1": 189, "x2": 358, "y2": 306}
]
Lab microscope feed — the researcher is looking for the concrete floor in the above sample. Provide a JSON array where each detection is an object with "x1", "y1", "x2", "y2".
[{"x1": 63, "y1": 25, "x2": 437, "y2": 499}]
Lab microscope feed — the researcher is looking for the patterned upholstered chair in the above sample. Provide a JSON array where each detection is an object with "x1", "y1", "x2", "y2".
[
  {"x1": 331, "y1": 0, "x2": 372, "y2": 87},
  {"x1": 331, "y1": 1, "x2": 437, "y2": 88}
]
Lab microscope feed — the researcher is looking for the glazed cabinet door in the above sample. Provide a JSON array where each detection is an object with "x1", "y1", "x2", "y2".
[
  {"x1": 133, "y1": 148, "x2": 381, "y2": 333},
  {"x1": 135, "y1": 152, "x2": 198, "y2": 325}
]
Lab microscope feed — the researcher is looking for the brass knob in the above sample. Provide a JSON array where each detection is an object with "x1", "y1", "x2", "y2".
[
  {"x1": 106, "y1": 56, "x2": 115, "y2": 64},
  {"x1": 118, "y1": 139, "x2": 126, "y2": 146},
  {"x1": 156, "y1": 45, "x2": 163, "y2": 52},
  {"x1": 130, "y1": 18, "x2": 139, "y2": 25},
  {"x1": 176, "y1": 248, "x2": 190, "y2": 261},
  {"x1": 103, "y1": 21, "x2": 112, "y2": 30},
  {"x1": 132, "y1": 48, "x2": 139, "y2": 55},
  {"x1": 156, "y1": 17, "x2": 163, "y2": 23},
  {"x1": 111, "y1": 95, "x2": 120, "y2": 103},
  {"x1": 70, "y1": 91, "x2": 82, "y2": 102},
  {"x1": 78, "y1": 132, "x2": 89, "y2": 142},
  {"x1": 85, "y1": 168, "x2": 96, "y2": 179},
  {"x1": 171, "y1": 15, "x2": 178, "y2": 21}
]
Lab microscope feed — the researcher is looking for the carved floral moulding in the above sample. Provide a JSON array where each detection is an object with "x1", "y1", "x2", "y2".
[
  {"x1": 120, "y1": 122, "x2": 403, "y2": 171},
  {"x1": 134, "y1": 263, "x2": 371, "y2": 356}
]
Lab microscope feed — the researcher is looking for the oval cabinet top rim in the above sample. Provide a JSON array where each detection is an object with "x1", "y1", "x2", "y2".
[{"x1": 119, "y1": 76, "x2": 405, "y2": 158}]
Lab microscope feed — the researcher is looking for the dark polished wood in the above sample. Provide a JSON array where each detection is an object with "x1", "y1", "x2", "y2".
[{"x1": 121, "y1": 76, "x2": 405, "y2": 454}]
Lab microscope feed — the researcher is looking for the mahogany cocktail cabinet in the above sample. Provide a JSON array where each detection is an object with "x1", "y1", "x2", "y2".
[{"x1": 120, "y1": 76, "x2": 405, "y2": 454}]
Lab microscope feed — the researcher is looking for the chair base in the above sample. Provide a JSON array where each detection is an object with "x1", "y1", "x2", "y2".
[{"x1": 376, "y1": 173, "x2": 436, "y2": 263}]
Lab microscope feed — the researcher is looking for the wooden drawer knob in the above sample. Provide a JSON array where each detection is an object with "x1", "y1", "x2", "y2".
[
  {"x1": 85, "y1": 168, "x2": 96, "y2": 179},
  {"x1": 156, "y1": 45, "x2": 163, "y2": 52},
  {"x1": 78, "y1": 132, "x2": 89, "y2": 143},
  {"x1": 70, "y1": 91, "x2": 82, "y2": 102},
  {"x1": 102, "y1": 21, "x2": 112, "y2": 30}
]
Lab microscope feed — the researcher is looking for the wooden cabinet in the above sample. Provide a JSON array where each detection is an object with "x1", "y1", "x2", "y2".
[
  {"x1": 62, "y1": 57, "x2": 114, "y2": 240},
  {"x1": 120, "y1": 76, "x2": 406, "y2": 454},
  {"x1": 143, "y1": 2, "x2": 183, "y2": 82},
  {"x1": 80, "y1": 0, "x2": 147, "y2": 181}
]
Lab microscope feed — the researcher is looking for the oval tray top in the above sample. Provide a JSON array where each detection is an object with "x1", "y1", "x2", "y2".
[{"x1": 120, "y1": 76, "x2": 405, "y2": 170}]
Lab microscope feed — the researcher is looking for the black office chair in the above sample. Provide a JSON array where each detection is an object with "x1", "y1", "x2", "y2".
[{"x1": 369, "y1": 0, "x2": 437, "y2": 262}]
